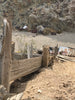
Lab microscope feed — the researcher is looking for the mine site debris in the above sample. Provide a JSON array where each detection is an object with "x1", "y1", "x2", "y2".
[
  {"x1": 0, "y1": 18, "x2": 56, "y2": 94},
  {"x1": 0, "y1": 0, "x2": 75, "y2": 32},
  {"x1": 58, "y1": 46, "x2": 75, "y2": 57},
  {"x1": 0, "y1": 0, "x2": 75, "y2": 100}
]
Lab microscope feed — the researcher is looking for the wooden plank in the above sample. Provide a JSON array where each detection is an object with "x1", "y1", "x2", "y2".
[
  {"x1": 10, "y1": 66, "x2": 40, "y2": 81},
  {"x1": 1, "y1": 18, "x2": 12, "y2": 92},
  {"x1": 11, "y1": 56, "x2": 42, "y2": 71},
  {"x1": 0, "y1": 58, "x2": 2, "y2": 83},
  {"x1": 10, "y1": 56, "x2": 42, "y2": 81},
  {"x1": 57, "y1": 55, "x2": 75, "y2": 62}
]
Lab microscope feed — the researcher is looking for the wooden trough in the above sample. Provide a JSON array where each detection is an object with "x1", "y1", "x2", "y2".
[
  {"x1": 10, "y1": 56, "x2": 42, "y2": 81},
  {"x1": 0, "y1": 18, "x2": 55, "y2": 92}
]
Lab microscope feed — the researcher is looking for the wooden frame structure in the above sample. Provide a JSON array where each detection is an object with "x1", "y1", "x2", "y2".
[{"x1": 0, "y1": 18, "x2": 54, "y2": 92}]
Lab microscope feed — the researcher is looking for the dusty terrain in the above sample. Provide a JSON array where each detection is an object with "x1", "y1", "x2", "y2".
[
  {"x1": 22, "y1": 61, "x2": 75, "y2": 100},
  {"x1": 10, "y1": 61, "x2": 75, "y2": 100},
  {"x1": 10, "y1": 31, "x2": 75, "y2": 100},
  {"x1": 12, "y1": 31, "x2": 75, "y2": 52}
]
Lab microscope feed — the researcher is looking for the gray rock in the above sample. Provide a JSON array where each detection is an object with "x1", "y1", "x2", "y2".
[{"x1": 37, "y1": 25, "x2": 44, "y2": 33}]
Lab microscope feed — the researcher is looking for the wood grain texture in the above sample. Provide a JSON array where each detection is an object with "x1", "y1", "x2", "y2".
[
  {"x1": 10, "y1": 56, "x2": 42, "y2": 81},
  {"x1": 1, "y1": 18, "x2": 12, "y2": 92},
  {"x1": 42, "y1": 45, "x2": 50, "y2": 67}
]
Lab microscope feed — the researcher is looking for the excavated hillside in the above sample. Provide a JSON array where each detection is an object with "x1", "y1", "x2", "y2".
[{"x1": 0, "y1": 0, "x2": 75, "y2": 32}]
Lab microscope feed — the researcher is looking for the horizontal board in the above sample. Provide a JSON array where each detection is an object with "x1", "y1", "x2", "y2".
[{"x1": 10, "y1": 56, "x2": 42, "y2": 81}]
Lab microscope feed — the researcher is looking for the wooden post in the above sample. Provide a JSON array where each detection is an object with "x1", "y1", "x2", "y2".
[
  {"x1": 27, "y1": 44, "x2": 30, "y2": 59},
  {"x1": 42, "y1": 45, "x2": 50, "y2": 67},
  {"x1": 54, "y1": 44, "x2": 58, "y2": 58},
  {"x1": 1, "y1": 18, "x2": 12, "y2": 92},
  {"x1": 11, "y1": 41, "x2": 15, "y2": 60},
  {"x1": 30, "y1": 43, "x2": 33, "y2": 58}
]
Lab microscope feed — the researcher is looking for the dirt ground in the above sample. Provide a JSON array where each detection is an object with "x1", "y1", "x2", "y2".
[
  {"x1": 22, "y1": 61, "x2": 75, "y2": 100},
  {"x1": 10, "y1": 31, "x2": 75, "y2": 100},
  {"x1": 10, "y1": 61, "x2": 75, "y2": 100},
  {"x1": 12, "y1": 31, "x2": 75, "y2": 52}
]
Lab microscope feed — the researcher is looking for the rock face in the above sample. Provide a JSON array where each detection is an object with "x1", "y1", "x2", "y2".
[{"x1": 0, "y1": 0, "x2": 74, "y2": 31}]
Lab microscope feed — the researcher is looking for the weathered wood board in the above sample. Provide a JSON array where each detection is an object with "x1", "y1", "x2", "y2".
[
  {"x1": 0, "y1": 58, "x2": 2, "y2": 83},
  {"x1": 10, "y1": 56, "x2": 42, "y2": 81},
  {"x1": 1, "y1": 18, "x2": 12, "y2": 91}
]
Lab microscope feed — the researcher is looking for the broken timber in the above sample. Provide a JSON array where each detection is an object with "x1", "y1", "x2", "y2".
[
  {"x1": 42, "y1": 45, "x2": 57, "y2": 67},
  {"x1": 1, "y1": 18, "x2": 12, "y2": 92},
  {"x1": 10, "y1": 56, "x2": 42, "y2": 81},
  {"x1": 57, "y1": 55, "x2": 75, "y2": 62},
  {"x1": 0, "y1": 18, "x2": 55, "y2": 92},
  {"x1": 42, "y1": 45, "x2": 50, "y2": 67}
]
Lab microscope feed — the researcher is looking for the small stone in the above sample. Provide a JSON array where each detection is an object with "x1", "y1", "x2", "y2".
[{"x1": 38, "y1": 89, "x2": 42, "y2": 93}]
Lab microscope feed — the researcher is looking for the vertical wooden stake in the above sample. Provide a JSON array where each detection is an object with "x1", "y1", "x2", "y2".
[
  {"x1": 42, "y1": 45, "x2": 50, "y2": 67},
  {"x1": 1, "y1": 18, "x2": 12, "y2": 92},
  {"x1": 27, "y1": 44, "x2": 30, "y2": 59},
  {"x1": 30, "y1": 43, "x2": 33, "y2": 58}
]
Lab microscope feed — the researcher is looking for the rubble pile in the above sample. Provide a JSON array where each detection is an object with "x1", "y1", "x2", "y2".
[
  {"x1": 29, "y1": 0, "x2": 74, "y2": 33},
  {"x1": 0, "y1": 0, "x2": 33, "y2": 28},
  {"x1": 0, "y1": 0, "x2": 74, "y2": 32}
]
